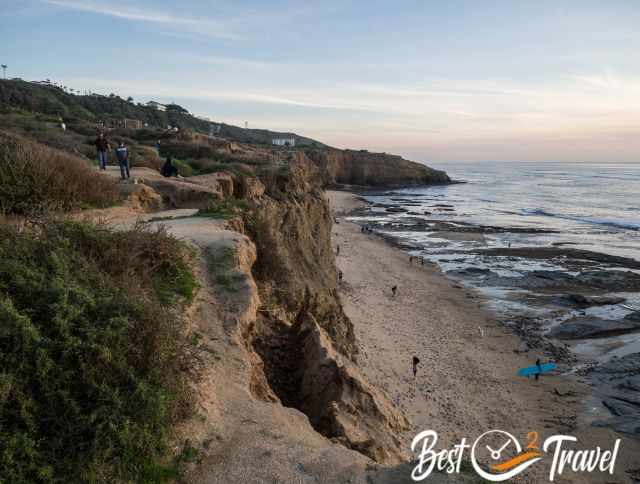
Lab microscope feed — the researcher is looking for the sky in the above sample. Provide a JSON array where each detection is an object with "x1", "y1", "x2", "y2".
[{"x1": 1, "y1": 0, "x2": 640, "y2": 163}]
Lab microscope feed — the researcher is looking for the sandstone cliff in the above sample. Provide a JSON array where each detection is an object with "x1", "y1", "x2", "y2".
[
  {"x1": 306, "y1": 148, "x2": 450, "y2": 187},
  {"x1": 241, "y1": 156, "x2": 410, "y2": 463}
]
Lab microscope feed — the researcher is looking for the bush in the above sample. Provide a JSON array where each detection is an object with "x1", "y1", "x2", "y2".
[
  {"x1": 171, "y1": 158, "x2": 193, "y2": 177},
  {"x1": 197, "y1": 198, "x2": 249, "y2": 219},
  {"x1": 0, "y1": 131, "x2": 119, "y2": 215},
  {"x1": 0, "y1": 220, "x2": 198, "y2": 482},
  {"x1": 159, "y1": 140, "x2": 219, "y2": 160},
  {"x1": 132, "y1": 145, "x2": 162, "y2": 170}
]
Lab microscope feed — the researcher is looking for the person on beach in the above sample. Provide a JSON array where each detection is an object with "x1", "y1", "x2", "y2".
[
  {"x1": 115, "y1": 142, "x2": 130, "y2": 180},
  {"x1": 161, "y1": 157, "x2": 178, "y2": 178},
  {"x1": 361, "y1": 225, "x2": 365, "y2": 233},
  {"x1": 412, "y1": 356, "x2": 420, "y2": 377},
  {"x1": 336, "y1": 245, "x2": 340, "y2": 256},
  {"x1": 421, "y1": 257, "x2": 425, "y2": 265},
  {"x1": 535, "y1": 358, "x2": 542, "y2": 381},
  {"x1": 338, "y1": 270, "x2": 343, "y2": 282},
  {"x1": 391, "y1": 285, "x2": 398, "y2": 297},
  {"x1": 409, "y1": 256, "x2": 414, "y2": 264},
  {"x1": 94, "y1": 132, "x2": 111, "y2": 170}
]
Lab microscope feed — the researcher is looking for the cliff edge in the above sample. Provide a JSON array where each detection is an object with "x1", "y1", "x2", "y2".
[{"x1": 307, "y1": 148, "x2": 450, "y2": 187}]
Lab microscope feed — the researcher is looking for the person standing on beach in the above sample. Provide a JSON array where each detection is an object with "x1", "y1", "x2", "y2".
[
  {"x1": 412, "y1": 356, "x2": 420, "y2": 377},
  {"x1": 391, "y1": 285, "x2": 398, "y2": 297},
  {"x1": 338, "y1": 270, "x2": 343, "y2": 282},
  {"x1": 535, "y1": 358, "x2": 542, "y2": 381},
  {"x1": 115, "y1": 141, "x2": 130, "y2": 180},
  {"x1": 336, "y1": 244, "x2": 340, "y2": 256},
  {"x1": 94, "y1": 132, "x2": 111, "y2": 170}
]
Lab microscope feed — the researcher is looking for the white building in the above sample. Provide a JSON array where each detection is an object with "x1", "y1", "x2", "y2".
[
  {"x1": 146, "y1": 101, "x2": 167, "y2": 112},
  {"x1": 272, "y1": 137, "x2": 296, "y2": 147}
]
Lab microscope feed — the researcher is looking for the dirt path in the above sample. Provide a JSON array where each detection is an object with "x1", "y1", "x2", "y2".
[{"x1": 329, "y1": 189, "x2": 640, "y2": 484}]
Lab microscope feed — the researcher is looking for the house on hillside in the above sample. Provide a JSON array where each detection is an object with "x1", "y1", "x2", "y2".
[
  {"x1": 272, "y1": 137, "x2": 296, "y2": 147},
  {"x1": 146, "y1": 101, "x2": 167, "y2": 112}
]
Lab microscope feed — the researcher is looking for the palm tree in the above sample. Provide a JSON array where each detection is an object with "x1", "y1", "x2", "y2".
[{"x1": 1, "y1": 65, "x2": 7, "y2": 79}]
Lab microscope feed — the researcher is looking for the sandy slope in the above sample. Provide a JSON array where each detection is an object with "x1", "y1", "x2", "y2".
[{"x1": 329, "y1": 190, "x2": 640, "y2": 484}]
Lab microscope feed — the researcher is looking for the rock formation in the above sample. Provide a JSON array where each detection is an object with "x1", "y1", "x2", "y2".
[{"x1": 306, "y1": 148, "x2": 450, "y2": 186}]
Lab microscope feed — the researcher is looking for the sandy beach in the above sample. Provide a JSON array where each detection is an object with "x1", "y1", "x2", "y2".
[{"x1": 328, "y1": 189, "x2": 640, "y2": 484}]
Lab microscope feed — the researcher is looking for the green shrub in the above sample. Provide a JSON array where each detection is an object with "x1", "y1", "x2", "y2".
[
  {"x1": 0, "y1": 220, "x2": 198, "y2": 483},
  {"x1": 206, "y1": 246, "x2": 244, "y2": 291},
  {"x1": 197, "y1": 198, "x2": 249, "y2": 219},
  {"x1": 171, "y1": 158, "x2": 194, "y2": 177},
  {"x1": 0, "y1": 131, "x2": 119, "y2": 215}
]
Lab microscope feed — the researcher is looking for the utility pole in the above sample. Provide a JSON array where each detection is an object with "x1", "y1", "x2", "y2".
[{"x1": 1, "y1": 65, "x2": 7, "y2": 79}]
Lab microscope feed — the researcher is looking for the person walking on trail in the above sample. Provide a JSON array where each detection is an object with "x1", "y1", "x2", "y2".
[
  {"x1": 115, "y1": 142, "x2": 130, "y2": 180},
  {"x1": 412, "y1": 356, "x2": 420, "y2": 377},
  {"x1": 161, "y1": 157, "x2": 179, "y2": 177},
  {"x1": 95, "y1": 132, "x2": 111, "y2": 170}
]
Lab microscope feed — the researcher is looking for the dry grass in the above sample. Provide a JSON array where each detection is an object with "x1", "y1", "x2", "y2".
[{"x1": 0, "y1": 130, "x2": 119, "y2": 215}]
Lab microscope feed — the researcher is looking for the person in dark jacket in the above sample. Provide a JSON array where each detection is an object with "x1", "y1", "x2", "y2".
[
  {"x1": 161, "y1": 157, "x2": 178, "y2": 177},
  {"x1": 94, "y1": 133, "x2": 111, "y2": 170},
  {"x1": 115, "y1": 142, "x2": 130, "y2": 180}
]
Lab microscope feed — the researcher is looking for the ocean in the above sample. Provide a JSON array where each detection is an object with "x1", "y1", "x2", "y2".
[
  {"x1": 434, "y1": 162, "x2": 640, "y2": 258},
  {"x1": 347, "y1": 161, "x2": 640, "y2": 425},
  {"x1": 349, "y1": 161, "x2": 640, "y2": 362}
]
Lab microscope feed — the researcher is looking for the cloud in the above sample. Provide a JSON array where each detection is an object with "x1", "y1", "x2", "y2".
[{"x1": 43, "y1": 0, "x2": 240, "y2": 39}]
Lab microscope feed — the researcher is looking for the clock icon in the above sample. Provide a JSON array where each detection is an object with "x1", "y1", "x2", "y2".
[{"x1": 471, "y1": 430, "x2": 536, "y2": 482}]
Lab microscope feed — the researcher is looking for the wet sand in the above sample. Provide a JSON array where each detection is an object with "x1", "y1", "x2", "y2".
[{"x1": 328, "y1": 190, "x2": 640, "y2": 484}]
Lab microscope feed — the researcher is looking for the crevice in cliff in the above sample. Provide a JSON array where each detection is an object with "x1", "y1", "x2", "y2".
[{"x1": 250, "y1": 314, "x2": 304, "y2": 409}]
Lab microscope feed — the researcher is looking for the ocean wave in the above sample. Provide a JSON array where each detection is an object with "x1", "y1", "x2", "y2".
[{"x1": 521, "y1": 208, "x2": 640, "y2": 231}]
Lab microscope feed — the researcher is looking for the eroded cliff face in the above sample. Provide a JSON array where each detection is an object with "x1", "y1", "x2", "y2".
[
  {"x1": 241, "y1": 156, "x2": 410, "y2": 463},
  {"x1": 306, "y1": 148, "x2": 450, "y2": 187}
]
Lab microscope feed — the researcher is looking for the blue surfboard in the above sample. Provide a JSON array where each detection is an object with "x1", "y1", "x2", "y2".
[{"x1": 517, "y1": 362, "x2": 557, "y2": 377}]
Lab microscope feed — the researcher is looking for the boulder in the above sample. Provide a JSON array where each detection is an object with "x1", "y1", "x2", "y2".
[
  {"x1": 548, "y1": 317, "x2": 640, "y2": 340},
  {"x1": 618, "y1": 376, "x2": 640, "y2": 392},
  {"x1": 595, "y1": 353, "x2": 640, "y2": 375},
  {"x1": 385, "y1": 207, "x2": 407, "y2": 213},
  {"x1": 187, "y1": 172, "x2": 235, "y2": 198},
  {"x1": 564, "y1": 294, "x2": 626, "y2": 307},
  {"x1": 593, "y1": 416, "x2": 640, "y2": 438},
  {"x1": 603, "y1": 398, "x2": 640, "y2": 416}
]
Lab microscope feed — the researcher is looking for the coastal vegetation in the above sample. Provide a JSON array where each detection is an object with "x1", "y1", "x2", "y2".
[
  {"x1": 0, "y1": 220, "x2": 198, "y2": 483},
  {"x1": 0, "y1": 131, "x2": 119, "y2": 215}
]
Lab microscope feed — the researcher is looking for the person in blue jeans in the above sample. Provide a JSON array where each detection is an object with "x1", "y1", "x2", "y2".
[
  {"x1": 94, "y1": 133, "x2": 111, "y2": 170},
  {"x1": 115, "y1": 142, "x2": 130, "y2": 180}
]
